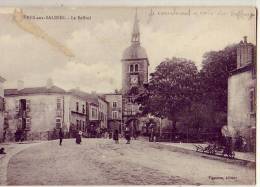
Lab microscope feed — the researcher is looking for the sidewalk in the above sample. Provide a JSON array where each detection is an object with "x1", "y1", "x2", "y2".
[
  {"x1": 155, "y1": 142, "x2": 255, "y2": 167},
  {"x1": 161, "y1": 142, "x2": 255, "y2": 162}
]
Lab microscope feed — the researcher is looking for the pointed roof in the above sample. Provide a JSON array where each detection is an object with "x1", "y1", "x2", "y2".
[
  {"x1": 122, "y1": 9, "x2": 148, "y2": 61},
  {"x1": 131, "y1": 9, "x2": 140, "y2": 44}
]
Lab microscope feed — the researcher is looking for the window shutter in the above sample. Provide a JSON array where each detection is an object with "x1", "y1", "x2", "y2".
[
  {"x1": 26, "y1": 118, "x2": 31, "y2": 130},
  {"x1": 0, "y1": 97, "x2": 3, "y2": 111},
  {"x1": 26, "y1": 100, "x2": 31, "y2": 112},
  {"x1": 18, "y1": 118, "x2": 22, "y2": 129},
  {"x1": 15, "y1": 100, "x2": 19, "y2": 112}
]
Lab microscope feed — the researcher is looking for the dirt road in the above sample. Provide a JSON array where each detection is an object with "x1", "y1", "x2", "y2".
[{"x1": 7, "y1": 139, "x2": 255, "y2": 185}]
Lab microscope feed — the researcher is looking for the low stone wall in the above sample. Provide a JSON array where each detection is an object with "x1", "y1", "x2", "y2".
[{"x1": 1, "y1": 130, "x2": 70, "y2": 142}]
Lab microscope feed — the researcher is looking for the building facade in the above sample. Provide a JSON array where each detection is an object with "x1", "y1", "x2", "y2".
[
  {"x1": 4, "y1": 80, "x2": 67, "y2": 141},
  {"x1": 104, "y1": 94, "x2": 123, "y2": 133},
  {"x1": 66, "y1": 89, "x2": 88, "y2": 137},
  {"x1": 228, "y1": 36, "x2": 256, "y2": 152},
  {"x1": 98, "y1": 97, "x2": 108, "y2": 130},
  {"x1": 86, "y1": 97, "x2": 99, "y2": 137},
  {"x1": 0, "y1": 76, "x2": 6, "y2": 142},
  {"x1": 121, "y1": 11, "x2": 149, "y2": 135},
  {"x1": 2, "y1": 80, "x2": 112, "y2": 141}
]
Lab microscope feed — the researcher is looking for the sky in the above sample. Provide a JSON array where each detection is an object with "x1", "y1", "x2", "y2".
[{"x1": 0, "y1": 7, "x2": 256, "y2": 93}]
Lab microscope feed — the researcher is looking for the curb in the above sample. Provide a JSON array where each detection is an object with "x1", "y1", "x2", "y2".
[{"x1": 150, "y1": 142, "x2": 255, "y2": 168}]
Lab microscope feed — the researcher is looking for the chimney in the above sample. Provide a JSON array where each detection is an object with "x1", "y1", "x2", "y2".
[
  {"x1": 46, "y1": 78, "x2": 53, "y2": 89},
  {"x1": 17, "y1": 80, "x2": 24, "y2": 91},
  {"x1": 243, "y1": 36, "x2": 247, "y2": 43}
]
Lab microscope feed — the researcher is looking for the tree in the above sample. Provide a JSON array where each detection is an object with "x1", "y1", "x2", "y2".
[
  {"x1": 199, "y1": 44, "x2": 238, "y2": 113},
  {"x1": 136, "y1": 57, "x2": 199, "y2": 134}
]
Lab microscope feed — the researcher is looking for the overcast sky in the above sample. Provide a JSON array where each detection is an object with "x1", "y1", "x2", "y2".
[{"x1": 0, "y1": 7, "x2": 256, "y2": 93}]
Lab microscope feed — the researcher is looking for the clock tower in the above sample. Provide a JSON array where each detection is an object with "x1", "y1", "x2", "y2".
[
  {"x1": 121, "y1": 10, "x2": 149, "y2": 135},
  {"x1": 122, "y1": 10, "x2": 149, "y2": 95}
]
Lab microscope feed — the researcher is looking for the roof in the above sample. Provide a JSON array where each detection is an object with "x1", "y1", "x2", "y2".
[
  {"x1": 122, "y1": 44, "x2": 148, "y2": 60},
  {"x1": 122, "y1": 11, "x2": 148, "y2": 61},
  {"x1": 98, "y1": 96, "x2": 109, "y2": 104},
  {"x1": 68, "y1": 89, "x2": 99, "y2": 105},
  {"x1": 230, "y1": 62, "x2": 254, "y2": 76},
  {"x1": 0, "y1": 76, "x2": 6, "y2": 83},
  {"x1": 4, "y1": 86, "x2": 66, "y2": 96}
]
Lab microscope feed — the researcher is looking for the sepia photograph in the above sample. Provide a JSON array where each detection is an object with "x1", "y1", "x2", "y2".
[{"x1": 0, "y1": 4, "x2": 257, "y2": 186}]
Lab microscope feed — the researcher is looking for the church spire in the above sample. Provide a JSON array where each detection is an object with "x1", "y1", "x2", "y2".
[{"x1": 131, "y1": 9, "x2": 140, "y2": 45}]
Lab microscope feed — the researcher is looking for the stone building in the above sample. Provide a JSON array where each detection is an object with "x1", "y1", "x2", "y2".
[
  {"x1": 121, "y1": 11, "x2": 149, "y2": 135},
  {"x1": 104, "y1": 93, "x2": 123, "y2": 133},
  {"x1": 4, "y1": 80, "x2": 67, "y2": 141},
  {"x1": 66, "y1": 89, "x2": 88, "y2": 137},
  {"x1": 0, "y1": 76, "x2": 6, "y2": 142},
  {"x1": 228, "y1": 36, "x2": 256, "y2": 151},
  {"x1": 98, "y1": 97, "x2": 108, "y2": 131},
  {"x1": 86, "y1": 97, "x2": 99, "y2": 137},
  {"x1": 3, "y1": 79, "x2": 111, "y2": 140}
]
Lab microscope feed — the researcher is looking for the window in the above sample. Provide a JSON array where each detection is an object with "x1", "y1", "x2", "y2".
[
  {"x1": 15, "y1": 100, "x2": 19, "y2": 112},
  {"x1": 82, "y1": 104, "x2": 85, "y2": 114},
  {"x1": 18, "y1": 118, "x2": 22, "y2": 129},
  {"x1": 135, "y1": 64, "x2": 138, "y2": 72},
  {"x1": 82, "y1": 121, "x2": 85, "y2": 131},
  {"x1": 102, "y1": 113, "x2": 104, "y2": 121},
  {"x1": 130, "y1": 64, "x2": 134, "y2": 72},
  {"x1": 112, "y1": 102, "x2": 117, "y2": 108},
  {"x1": 76, "y1": 120, "x2": 79, "y2": 130},
  {"x1": 250, "y1": 88, "x2": 256, "y2": 113},
  {"x1": 76, "y1": 102, "x2": 79, "y2": 112},
  {"x1": 252, "y1": 64, "x2": 256, "y2": 79},
  {"x1": 26, "y1": 118, "x2": 31, "y2": 130},
  {"x1": 112, "y1": 111, "x2": 118, "y2": 119},
  {"x1": 91, "y1": 107, "x2": 97, "y2": 119},
  {"x1": 0, "y1": 97, "x2": 4, "y2": 112},
  {"x1": 56, "y1": 118, "x2": 62, "y2": 129},
  {"x1": 92, "y1": 108, "x2": 95, "y2": 118},
  {"x1": 20, "y1": 99, "x2": 26, "y2": 111},
  {"x1": 57, "y1": 98, "x2": 62, "y2": 110}
]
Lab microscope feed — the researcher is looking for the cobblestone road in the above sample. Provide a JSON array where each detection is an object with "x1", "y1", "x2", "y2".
[{"x1": 6, "y1": 139, "x2": 255, "y2": 185}]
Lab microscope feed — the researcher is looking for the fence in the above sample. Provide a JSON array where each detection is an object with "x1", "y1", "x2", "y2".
[{"x1": 155, "y1": 132, "x2": 221, "y2": 143}]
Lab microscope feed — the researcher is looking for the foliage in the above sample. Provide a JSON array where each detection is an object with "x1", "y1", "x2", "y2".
[
  {"x1": 199, "y1": 44, "x2": 238, "y2": 113},
  {"x1": 136, "y1": 57, "x2": 198, "y2": 123},
  {"x1": 136, "y1": 44, "x2": 240, "y2": 134}
]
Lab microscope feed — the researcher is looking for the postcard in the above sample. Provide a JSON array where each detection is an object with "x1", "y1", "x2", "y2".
[{"x1": 0, "y1": 6, "x2": 256, "y2": 185}]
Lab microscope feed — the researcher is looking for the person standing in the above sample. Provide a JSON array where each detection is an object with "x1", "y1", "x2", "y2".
[
  {"x1": 76, "y1": 130, "x2": 82, "y2": 144},
  {"x1": 59, "y1": 128, "x2": 64, "y2": 146},
  {"x1": 3, "y1": 130, "x2": 6, "y2": 142},
  {"x1": 125, "y1": 126, "x2": 131, "y2": 144},
  {"x1": 113, "y1": 129, "x2": 119, "y2": 144}
]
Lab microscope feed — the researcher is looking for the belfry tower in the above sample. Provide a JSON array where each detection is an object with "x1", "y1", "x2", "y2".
[{"x1": 121, "y1": 10, "x2": 149, "y2": 135}]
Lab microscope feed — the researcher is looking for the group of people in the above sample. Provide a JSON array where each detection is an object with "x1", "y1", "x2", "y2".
[
  {"x1": 58, "y1": 126, "x2": 132, "y2": 146},
  {"x1": 112, "y1": 126, "x2": 131, "y2": 144},
  {"x1": 58, "y1": 128, "x2": 82, "y2": 146}
]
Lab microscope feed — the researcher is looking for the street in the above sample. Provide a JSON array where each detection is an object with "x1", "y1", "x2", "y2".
[{"x1": 6, "y1": 139, "x2": 255, "y2": 185}]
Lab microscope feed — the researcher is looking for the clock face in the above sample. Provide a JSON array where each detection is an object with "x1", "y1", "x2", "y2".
[{"x1": 130, "y1": 75, "x2": 138, "y2": 84}]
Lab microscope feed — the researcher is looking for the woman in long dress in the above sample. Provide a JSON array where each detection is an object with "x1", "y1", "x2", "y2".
[
  {"x1": 113, "y1": 130, "x2": 119, "y2": 144},
  {"x1": 76, "y1": 131, "x2": 82, "y2": 144}
]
